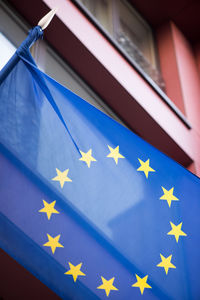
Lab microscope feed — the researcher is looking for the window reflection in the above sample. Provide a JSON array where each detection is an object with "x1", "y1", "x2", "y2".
[
  {"x1": 80, "y1": 0, "x2": 112, "y2": 34},
  {"x1": 78, "y1": 0, "x2": 165, "y2": 90},
  {"x1": 0, "y1": 32, "x2": 16, "y2": 70}
]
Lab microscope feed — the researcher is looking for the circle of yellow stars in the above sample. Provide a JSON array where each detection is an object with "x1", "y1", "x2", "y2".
[{"x1": 37, "y1": 144, "x2": 187, "y2": 297}]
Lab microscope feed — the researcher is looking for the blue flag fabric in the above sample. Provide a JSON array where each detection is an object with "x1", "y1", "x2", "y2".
[{"x1": 0, "y1": 49, "x2": 200, "y2": 300}]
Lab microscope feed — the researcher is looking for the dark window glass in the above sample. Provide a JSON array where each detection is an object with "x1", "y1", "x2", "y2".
[{"x1": 78, "y1": 0, "x2": 165, "y2": 90}]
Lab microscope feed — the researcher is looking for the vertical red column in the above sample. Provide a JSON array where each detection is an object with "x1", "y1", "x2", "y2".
[
  {"x1": 156, "y1": 22, "x2": 200, "y2": 176},
  {"x1": 194, "y1": 43, "x2": 200, "y2": 78},
  {"x1": 156, "y1": 22, "x2": 185, "y2": 114}
]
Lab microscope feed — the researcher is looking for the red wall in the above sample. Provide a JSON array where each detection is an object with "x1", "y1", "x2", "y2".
[
  {"x1": 157, "y1": 22, "x2": 200, "y2": 175},
  {"x1": 194, "y1": 43, "x2": 200, "y2": 78}
]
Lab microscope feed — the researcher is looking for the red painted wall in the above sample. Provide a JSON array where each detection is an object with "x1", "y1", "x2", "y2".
[
  {"x1": 194, "y1": 43, "x2": 200, "y2": 78},
  {"x1": 156, "y1": 22, "x2": 186, "y2": 114},
  {"x1": 156, "y1": 22, "x2": 200, "y2": 175},
  {"x1": 171, "y1": 23, "x2": 200, "y2": 131}
]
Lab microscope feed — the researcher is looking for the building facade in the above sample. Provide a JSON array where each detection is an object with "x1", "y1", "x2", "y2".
[{"x1": 0, "y1": 0, "x2": 200, "y2": 298}]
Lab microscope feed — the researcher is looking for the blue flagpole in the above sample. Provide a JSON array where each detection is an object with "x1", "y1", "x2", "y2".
[{"x1": 0, "y1": 26, "x2": 43, "y2": 85}]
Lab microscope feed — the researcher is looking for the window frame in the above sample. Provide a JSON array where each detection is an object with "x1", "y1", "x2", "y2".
[{"x1": 72, "y1": 0, "x2": 191, "y2": 129}]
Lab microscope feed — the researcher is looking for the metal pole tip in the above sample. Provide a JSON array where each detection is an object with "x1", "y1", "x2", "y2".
[{"x1": 38, "y1": 7, "x2": 58, "y2": 30}]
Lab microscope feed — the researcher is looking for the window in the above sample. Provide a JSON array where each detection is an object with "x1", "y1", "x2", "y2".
[
  {"x1": 77, "y1": 0, "x2": 165, "y2": 90},
  {"x1": 0, "y1": 33, "x2": 16, "y2": 70},
  {"x1": 80, "y1": 0, "x2": 113, "y2": 34}
]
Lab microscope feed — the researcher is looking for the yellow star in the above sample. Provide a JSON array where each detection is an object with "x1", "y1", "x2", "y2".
[
  {"x1": 137, "y1": 158, "x2": 155, "y2": 178},
  {"x1": 79, "y1": 149, "x2": 97, "y2": 168},
  {"x1": 97, "y1": 276, "x2": 118, "y2": 297},
  {"x1": 39, "y1": 200, "x2": 59, "y2": 220},
  {"x1": 52, "y1": 168, "x2": 72, "y2": 188},
  {"x1": 132, "y1": 274, "x2": 152, "y2": 295},
  {"x1": 43, "y1": 234, "x2": 64, "y2": 254},
  {"x1": 160, "y1": 187, "x2": 179, "y2": 207},
  {"x1": 167, "y1": 221, "x2": 187, "y2": 243},
  {"x1": 157, "y1": 254, "x2": 176, "y2": 274},
  {"x1": 107, "y1": 145, "x2": 124, "y2": 164},
  {"x1": 64, "y1": 262, "x2": 86, "y2": 282}
]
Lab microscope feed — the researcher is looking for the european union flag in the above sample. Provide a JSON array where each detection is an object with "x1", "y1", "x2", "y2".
[{"x1": 0, "y1": 28, "x2": 200, "y2": 299}]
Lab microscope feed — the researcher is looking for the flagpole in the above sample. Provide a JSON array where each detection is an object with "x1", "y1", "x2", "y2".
[{"x1": 0, "y1": 8, "x2": 57, "y2": 85}]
